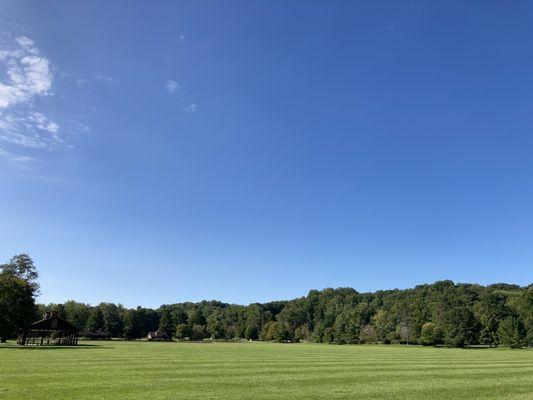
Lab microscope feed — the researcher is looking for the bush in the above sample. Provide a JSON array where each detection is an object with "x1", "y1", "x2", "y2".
[
  {"x1": 359, "y1": 325, "x2": 378, "y2": 344},
  {"x1": 421, "y1": 322, "x2": 442, "y2": 346}
]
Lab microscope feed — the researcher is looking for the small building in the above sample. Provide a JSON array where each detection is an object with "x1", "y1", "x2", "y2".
[
  {"x1": 82, "y1": 329, "x2": 111, "y2": 340},
  {"x1": 147, "y1": 331, "x2": 170, "y2": 341},
  {"x1": 17, "y1": 311, "x2": 80, "y2": 346}
]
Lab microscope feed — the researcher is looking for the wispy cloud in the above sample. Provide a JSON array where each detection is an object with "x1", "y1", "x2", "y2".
[
  {"x1": 0, "y1": 146, "x2": 33, "y2": 170},
  {"x1": 0, "y1": 35, "x2": 62, "y2": 151},
  {"x1": 75, "y1": 77, "x2": 88, "y2": 87},
  {"x1": 0, "y1": 111, "x2": 62, "y2": 148},
  {"x1": 165, "y1": 77, "x2": 197, "y2": 112},
  {"x1": 96, "y1": 74, "x2": 118, "y2": 84},
  {"x1": 165, "y1": 80, "x2": 180, "y2": 94},
  {"x1": 68, "y1": 120, "x2": 90, "y2": 134},
  {"x1": 29, "y1": 111, "x2": 59, "y2": 133},
  {"x1": 0, "y1": 35, "x2": 88, "y2": 157},
  {"x1": 184, "y1": 103, "x2": 197, "y2": 113},
  {"x1": 14, "y1": 36, "x2": 36, "y2": 50}
]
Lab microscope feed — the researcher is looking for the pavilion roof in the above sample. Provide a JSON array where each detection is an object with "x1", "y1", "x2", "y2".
[{"x1": 30, "y1": 312, "x2": 80, "y2": 332}]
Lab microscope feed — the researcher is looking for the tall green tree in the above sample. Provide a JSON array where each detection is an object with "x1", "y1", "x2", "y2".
[
  {"x1": 100, "y1": 303, "x2": 124, "y2": 337},
  {"x1": 498, "y1": 317, "x2": 526, "y2": 348},
  {"x1": 122, "y1": 309, "x2": 138, "y2": 340},
  {"x1": 514, "y1": 287, "x2": 533, "y2": 346},
  {"x1": 0, "y1": 274, "x2": 35, "y2": 342},
  {"x1": 0, "y1": 254, "x2": 38, "y2": 342},
  {"x1": 86, "y1": 307, "x2": 105, "y2": 331},
  {"x1": 158, "y1": 307, "x2": 174, "y2": 338},
  {"x1": 443, "y1": 307, "x2": 477, "y2": 348},
  {"x1": 474, "y1": 291, "x2": 510, "y2": 346},
  {"x1": 63, "y1": 301, "x2": 91, "y2": 330},
  {"x1": 0, "y1": 254, "x2": 39, "y2": 291}
]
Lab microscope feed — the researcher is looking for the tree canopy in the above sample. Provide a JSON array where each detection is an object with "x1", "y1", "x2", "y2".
[
  {"x1": 2, "y1": 253, "x2": 530, "y2": 348},
  {"x1": 38, "y1": 280, "x2": 532, "y2": 348}
]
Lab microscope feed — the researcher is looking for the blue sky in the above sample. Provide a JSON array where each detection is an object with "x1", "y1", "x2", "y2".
[{"x1": 0, "y1": 1, "x2": 532, "y2": 308}]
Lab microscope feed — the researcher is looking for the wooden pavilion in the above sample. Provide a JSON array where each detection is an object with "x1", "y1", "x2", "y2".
[{"x1": 17, "y1": 311, "x2": 80, "y2": 346}]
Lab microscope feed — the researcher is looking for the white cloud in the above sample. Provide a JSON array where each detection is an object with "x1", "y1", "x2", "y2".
[
  {"x1": 96, "y1": 74, "x2": 118, "y2": 83},
  {"x1": 166, "y1": 80, "x2": 180, "y2": 93},
  {"x1": 0, "y1": 111, "x2": 61, "y2": 148},
  {"x1": 75, "y1": 77, "x2": 88, "y2": 87},
  {"x1": 184, "y1": 103, "x2": 197, "y2": 112},
  {"x1": 28, "y1": 111, "x2": 59, "y2": 133},
  {"x1": 0, "y1": 35, "x2": 83, "y2": 153},
  {"x1": 14, "y1": 36, "x2": 35, "y2": 49},
  {"x1": 0, "y1": 36, "x2": 52, "y2": 109},
  {"x1": 0, "y1": 36, "x2": 89, "y2": 167}
]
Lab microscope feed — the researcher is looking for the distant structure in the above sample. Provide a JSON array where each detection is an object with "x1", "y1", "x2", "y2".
[
  {"x1": 82, "y1": 329, "x2": 111, "y2": 340},
  {"x1": 147, "y1": 331, "x2": 170, "y2": 341},
  {"x1": 17, "y1": 311, "x2": 80, "y2": 346}
]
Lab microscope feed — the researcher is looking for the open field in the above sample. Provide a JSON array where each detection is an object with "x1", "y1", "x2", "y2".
[{"x1": 0, "y1": 341, "x2": 532, "y2": 400}]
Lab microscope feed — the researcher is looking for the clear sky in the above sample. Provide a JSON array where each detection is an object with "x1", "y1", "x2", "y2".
[{"x1": 0, "y1": 1, "x2": 532, "y2": 308}]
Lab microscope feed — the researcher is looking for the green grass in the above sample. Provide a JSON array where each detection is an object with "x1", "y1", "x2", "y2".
[{"x1": 1, "y1": 341, "x2": 532, "y2": 400}]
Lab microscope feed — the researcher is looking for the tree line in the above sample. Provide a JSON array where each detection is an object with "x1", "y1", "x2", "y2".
[{"x1": 1, "y1": 254, "x2": 532, "y2": 348}]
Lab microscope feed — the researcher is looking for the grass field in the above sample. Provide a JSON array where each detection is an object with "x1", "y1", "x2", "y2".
[{"x1": 0, "y1": 341, "x2": 532, "y2": 400}]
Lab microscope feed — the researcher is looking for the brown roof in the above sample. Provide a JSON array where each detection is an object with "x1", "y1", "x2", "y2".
[{"x1": 30, "y1": 313, "x2": 80, "y2": 332}]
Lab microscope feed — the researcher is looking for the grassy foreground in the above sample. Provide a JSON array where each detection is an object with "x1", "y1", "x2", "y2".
[{"x1": 0, "y1": 341, "x2": 532, "y2": 400}]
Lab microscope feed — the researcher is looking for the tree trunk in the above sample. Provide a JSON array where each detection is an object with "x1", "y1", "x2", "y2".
[{"x1": 0, "y1": 337, "x2": 7, "y2": 343}]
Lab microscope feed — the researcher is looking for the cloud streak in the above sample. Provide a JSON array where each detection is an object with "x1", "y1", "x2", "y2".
[
  {"x1": 0, "y1": 145, "x2": 33, "y2": 170},
  {"x1": 96, "y1": 74, "x2": 119, "y2": 83}
]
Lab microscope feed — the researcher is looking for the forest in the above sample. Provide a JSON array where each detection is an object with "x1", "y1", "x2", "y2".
[{"x1": 1, "y1": 254, "x2": 532, "y2": 348}]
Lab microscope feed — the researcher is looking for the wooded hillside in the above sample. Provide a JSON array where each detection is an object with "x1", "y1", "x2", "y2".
[{"x1": 40, "y1": 280, "x2": 532, "y2": 348}]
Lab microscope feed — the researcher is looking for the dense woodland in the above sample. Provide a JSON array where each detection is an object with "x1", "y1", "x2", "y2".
[{"x1": 1, "y1": 254, "x2": 532, "y2": 348}]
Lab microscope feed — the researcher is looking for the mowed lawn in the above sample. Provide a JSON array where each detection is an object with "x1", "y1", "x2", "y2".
[{"x1": 1, "y1": 341, "x2": 532, "y2": 400}]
